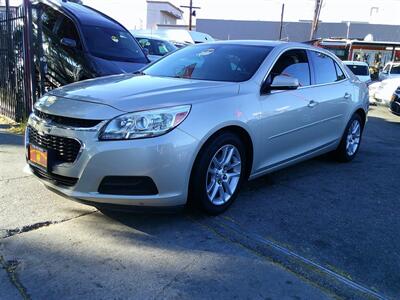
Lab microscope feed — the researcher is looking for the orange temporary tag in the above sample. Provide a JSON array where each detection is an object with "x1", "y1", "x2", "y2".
[{"x1": 29, "y1": 145, "x2": 48, "y2": 169}]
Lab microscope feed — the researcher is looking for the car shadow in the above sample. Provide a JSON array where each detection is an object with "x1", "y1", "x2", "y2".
[
  {"x1": 97, "y1": 109, "x2": 400, "y2": 298},
  {"x1": 0, "y1": 131, "x2": 24, "y2": 147}
]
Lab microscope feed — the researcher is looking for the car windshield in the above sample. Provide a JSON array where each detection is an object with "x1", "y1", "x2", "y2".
[
  {"x1": 391, "y1": 65, "x2": 400, "y2": 74},
  {"x1": 347, "y1": 64, "x2": 369, "y2": 76},
  {"x1": 82, "y1": 25, "x2": 147, "y2": 63},
  {"x1": 137, "y1": 37, "x2": 177, "y2": 56},
  {"x1": 142, "y1": 44, "x2": 273, "y2": 82}
]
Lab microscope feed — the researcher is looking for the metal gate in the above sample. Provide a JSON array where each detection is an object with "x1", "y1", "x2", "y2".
[{"x1": 0, "y1": 2, "x2": 35, "y2": 122}]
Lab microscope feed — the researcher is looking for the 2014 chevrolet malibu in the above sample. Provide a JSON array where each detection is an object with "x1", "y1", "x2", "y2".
[{"x1": 26, "y1": 41, "x2": 369, "y2": 214}]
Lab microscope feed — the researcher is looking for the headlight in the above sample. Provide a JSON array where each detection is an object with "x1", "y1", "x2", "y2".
[{"x1": 99, "y1": 105, "x2": 191, "y2": 140}]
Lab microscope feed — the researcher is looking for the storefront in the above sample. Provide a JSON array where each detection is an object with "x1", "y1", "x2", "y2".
[{"x1": 315, "y1": 39, "x2": 399, "y2": 65}]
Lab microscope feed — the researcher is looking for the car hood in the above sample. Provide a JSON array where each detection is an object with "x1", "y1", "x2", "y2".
[
  {"x1": 90, "y1": 55, "x2": 148, "y2": 76},
  {"x1": 356, "y1": 75, "x2": 371, "y2": 83},
  {"x1": 381, "y1": 77, "x2": 400, "y2": 85},
  {"x1": 47, "y1": 74, "x2": 240, "y2": 114},
  {"x1": 147, "y1": 54, "x2": 163, "y2": 62}
]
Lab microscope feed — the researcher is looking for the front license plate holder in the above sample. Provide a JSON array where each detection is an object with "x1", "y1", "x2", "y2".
[{"x1": 29, "y1": 144, "x2": 48, "y2": 170}]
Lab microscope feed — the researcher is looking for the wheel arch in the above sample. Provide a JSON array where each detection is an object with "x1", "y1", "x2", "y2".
[
  {"x1": 189, "y1": 125, "x2": 254, "y2": 186},
  {"x1": 354, "y1": 107, "x2": 367, "y2": 126}
]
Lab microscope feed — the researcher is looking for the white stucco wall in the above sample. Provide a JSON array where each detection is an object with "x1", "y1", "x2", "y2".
[{"x1": 146, "y1": 1, "x2": 182, "y2": 29}]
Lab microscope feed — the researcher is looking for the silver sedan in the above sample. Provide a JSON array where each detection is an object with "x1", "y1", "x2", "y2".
[{"x1": 26, "y1": 41, "x2": 369, "y2": 214}]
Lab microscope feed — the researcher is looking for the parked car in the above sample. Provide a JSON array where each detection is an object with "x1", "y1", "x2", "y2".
[
  {"x1": 374, "y1": 77, "x2": 400, "y2": 105},
  {"x1": 26, "y1": 41, "x2": 368, "y2": 214},
  {"x1": 133, "y1": 34, "x2": 177, "y2": 62},
  {"x1": 131, "y1": 29, "x2": 215, "y2": 48},
  {"x1": 368, "y1": 81, "x2": 381, "y2": 105},
  {"x1": 188, "y1": 30, "x2": 215, "y2": 43},
  {"x1": 389, "y1": 87, "x2": 400, "y2": 116},
  {"x1": 343, "y1": 61, "x2": 371, "y2": 84},
  {"x1": 379, "y1": 62, "x2": 400, "y2": 81},
  {"x1": 31, "y1": 0, "x2": 149, "y2": 87}
]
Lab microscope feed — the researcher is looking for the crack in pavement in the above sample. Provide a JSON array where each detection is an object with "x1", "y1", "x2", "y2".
[
  {"x1": 0, "y1": 176, "x2": 32, "y2": 183},
  {"x1": 0, "y1": 255, "x2": 31, "y2": 300},
  {"x1": 1, "y1": 210, "x2": 97, "y2": 239},
  {"x1": 0, "y1": 210, "x2": 98, "y2": 298}
]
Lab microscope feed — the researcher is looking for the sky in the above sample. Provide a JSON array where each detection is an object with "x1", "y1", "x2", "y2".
[
  {"x1": 81, "y1": 0, "x2": 400, "y2": 30},
  {"x1": 3, "y1": 0, "x2": 400, "y2": 27},
  {"x1": 173, "y1": 0, "x2": 400, "y2": 24}
]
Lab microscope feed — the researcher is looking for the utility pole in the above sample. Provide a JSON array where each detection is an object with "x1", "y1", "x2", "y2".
[
  {"x1": 310, "y1": 0, "x2": 323, "y2": 40},
  {"x1": 181, "y1": 0, "x2": 201, "y2": 31},
  {"x1": 279, "y1": 3, "x2": 285, "y2": 40},
  {"x1": 346, "y1": 21, "x2": 351, "y2": 39}
]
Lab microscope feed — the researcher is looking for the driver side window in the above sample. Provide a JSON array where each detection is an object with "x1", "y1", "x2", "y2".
[
  {"x1": 267, "y1": 49, "x2": 311, "y2": 87},
  {"x1": 56, "y1": 17, "x2": 82, "y2": 50}
]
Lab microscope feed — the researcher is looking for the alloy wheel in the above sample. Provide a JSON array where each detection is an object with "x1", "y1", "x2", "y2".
[
  {"x1": 206, "y1": 144, "x2": 241, "y2": 205},
  {"x1": 346, "y1": 119, "x2": 361, "y2": 156}
]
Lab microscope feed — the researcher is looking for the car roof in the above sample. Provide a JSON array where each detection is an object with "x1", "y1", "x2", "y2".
[
  {"x1": 385, "y1": 61, "x2": 400, "y2": 66},
  {"x1": 189, "y1": 40, "x2": 340, "y2": 57},
  {"x1": 41, "y1": 0, "x2": 125, "y2": 29},
  {"x1": 199, "y1": 40, "x2": 286, "y2": 47},
  {"x1": 343, "y1": 61, "x2": 369, "y2": 66},
  {"x1": 132, "y1": 34, "x2": 167, "y2": 41}
]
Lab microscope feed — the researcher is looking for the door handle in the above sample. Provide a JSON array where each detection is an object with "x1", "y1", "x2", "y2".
[
  {"x1": 344, "y1": 92, "x2": 351, "y2": 99},
  {"x1": 307, "y1": 100, "x2": 319, "y2": 108}
]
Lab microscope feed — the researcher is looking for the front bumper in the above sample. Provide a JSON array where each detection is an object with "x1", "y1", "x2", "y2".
[{"x1": 26, "y1": 116, "x2": 199, "y2": 208}]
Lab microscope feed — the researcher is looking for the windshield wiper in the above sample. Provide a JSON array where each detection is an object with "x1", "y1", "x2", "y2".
[{"x1": 133, "y1": 70, "x2": 146, "y2": 75}]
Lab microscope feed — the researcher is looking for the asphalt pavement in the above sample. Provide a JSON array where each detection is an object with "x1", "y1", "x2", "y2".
[{"x1": 0, "y1": 106, "x2": 399, "y2": 299}]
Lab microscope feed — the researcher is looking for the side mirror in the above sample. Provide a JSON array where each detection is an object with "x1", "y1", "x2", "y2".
[
  {"x1": 142, "y1": 48, "x2": 150, "y2": 56},
  {"x1": 60, "y1": 38, "x2": 77, "y2": 48},
  {"x1": 263, "y1": 75, "x2": 299, "y2": 93}
]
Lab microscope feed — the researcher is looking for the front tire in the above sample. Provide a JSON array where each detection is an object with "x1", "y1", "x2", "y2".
[
  {"x1": 335, "y1": 113, "x2": 364, "y2": 162},
  {"x1": 189, "y1": 132, "x2": 247, "y2": 215}
]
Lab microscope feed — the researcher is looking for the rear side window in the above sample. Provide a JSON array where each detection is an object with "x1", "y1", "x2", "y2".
[
  {"x1": 268, "y1": 49, "x2": 311, "y2": 86},
  {"x1": 310, "y1": 51, "x2": 344, "y2": 84},
  {"x1": 40, "y1": 5, "x2": 60, "y2": 33},
  {"x1": 32, "y1": 4, "x2": 62, "y2": 44},
  {"x1": 335, "y1": 63, "x2": 346, "y2": 80}
]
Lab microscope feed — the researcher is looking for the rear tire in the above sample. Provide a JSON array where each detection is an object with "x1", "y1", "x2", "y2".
[
  {"x1": 335, "y1": 113, "x2": 364, "y2": 162},
  {"x1": 189, "y1": 132, "x2": 247, "y2": 215}
]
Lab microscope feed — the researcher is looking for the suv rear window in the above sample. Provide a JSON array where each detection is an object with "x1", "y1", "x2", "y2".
[
  {"x1": 347, "y1": 64, "x2": 369, "y2": 76},
  {"x1": 391, "y1": 65, "x2": 400, "y2": 74}
]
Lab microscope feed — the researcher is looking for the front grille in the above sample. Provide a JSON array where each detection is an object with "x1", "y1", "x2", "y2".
[
  {"x1": 34, "y1": 109, "x2": 103, "y2": 128},
  {"x1": 30, "y1": 165, "x2": 78, "y2": 187},
  {"x1": 28, "y1": 126, "x2": 81, "y2": 163}
]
